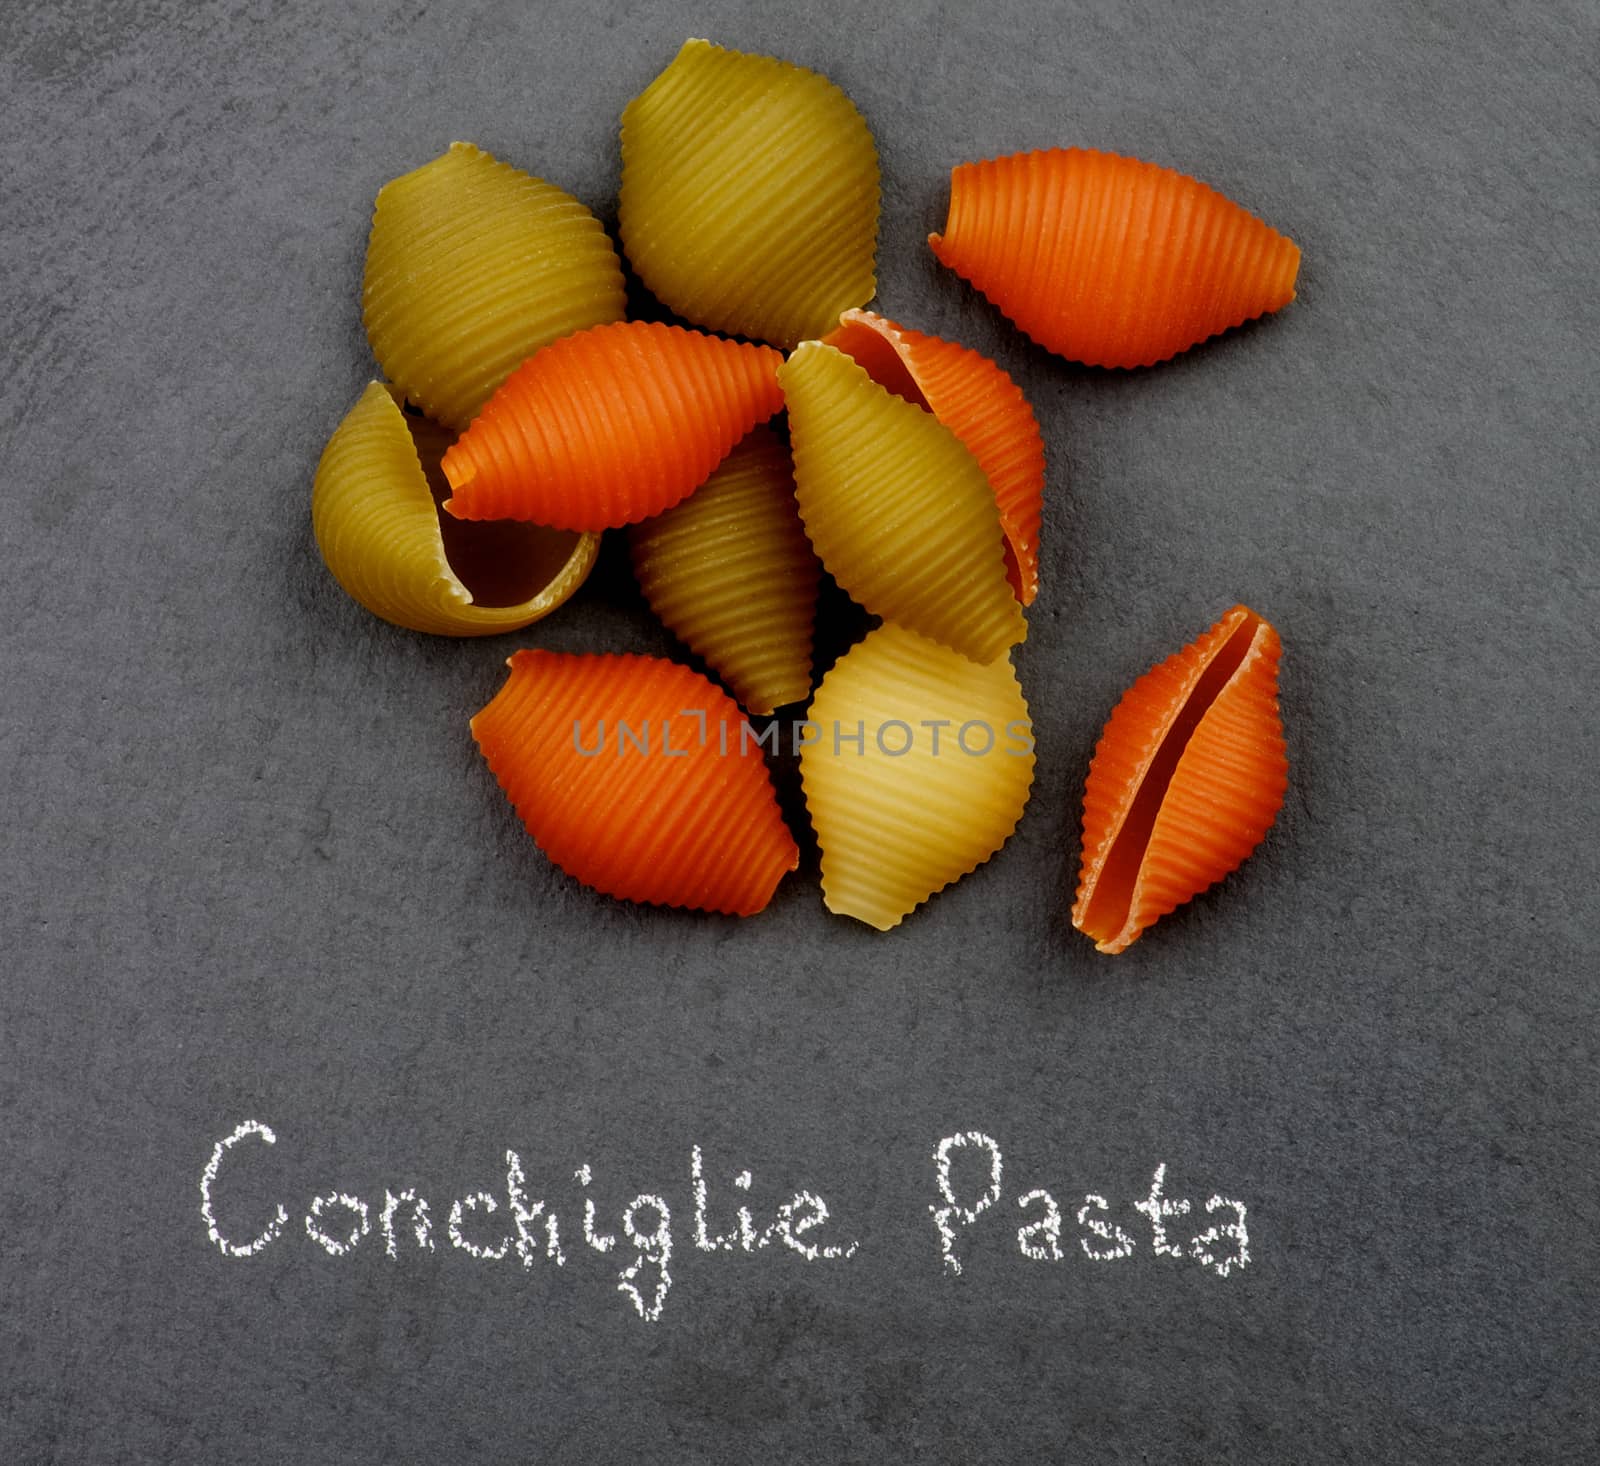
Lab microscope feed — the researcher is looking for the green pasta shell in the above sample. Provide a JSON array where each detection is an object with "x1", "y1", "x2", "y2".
[
  {"x1": 780, "y1": 342, "x2": 1025, "y2": 665},
  {"x1": 619, "y1": 39, "x2": 880, "y2": 349},
  {"x1": 311, "y1": 383, "x2": 598, "y2": 637},
  {"x1": 363, "y1": 141, "x2": 625, "y2": 431},
  {"x1": 628, "y1": 426, "x2": 820, "y2": 715}
]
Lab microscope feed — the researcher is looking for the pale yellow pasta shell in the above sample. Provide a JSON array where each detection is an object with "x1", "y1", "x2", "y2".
[
  {"x1": 801, "y1": 624, "x2": 1036, "y2": 930},
  {"x1": 628, "y1": 426, "x2": 819, "y2": 715},
  {"x1": 780, "y1": 342, "x2": 1026, "y2": 665},
  {"x1": 363, "y1": 142, "x2": 625, "y2": 430},
  {"x1": 311, "y1": 383, "x2": 598, "y2": 637},
  {"x1": 619, "y1": 39, "x2": 879, "y2": 349}
]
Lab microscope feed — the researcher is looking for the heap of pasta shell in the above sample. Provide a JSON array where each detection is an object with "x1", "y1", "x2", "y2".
[{"x1": 306, "y1": 52, "x2": 1305, "y2": 940}]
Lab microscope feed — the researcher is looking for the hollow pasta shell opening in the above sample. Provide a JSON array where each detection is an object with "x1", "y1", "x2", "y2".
[
  {"x1": 311, "y1": 382, "x2": 597, "y2": 637},
  {"x1": 1072, "y1": 604, "x2": 1289, "y2": 952},
  {"x1": 823, "y1": 308, "x2": 1047, "y2": 605}
]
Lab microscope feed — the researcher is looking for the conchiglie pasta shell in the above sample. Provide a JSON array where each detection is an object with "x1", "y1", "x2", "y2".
[
  {"x1": 311, "y1": 383, "x2": 597, "y2": 637},
  {"x1": 779, "y1": 342, "x2": 1025, "y2": 665},
  {"x1": 823, "y1": 309, "x2": 1046, "y2": 605},
  {"x1": 619, "y1": 38, "x2": 880, "y2": 349},
  {"x1": 363, "y1": 141, "x2": 625, "y2": 430},
  {"x1": 442, "y1": 321, "x2": 785, "y2": 530},
  {"x1": 628, "y1": 427, "x2": 820, "y2": 715},
  {"x1": 930, "y1": 147, "x2": 1300, "y2": 368},
  {"x1": 801, "y1": 624, "x2": 1036, "y2": 930},
  {"x1": 1072, "y1": 604, "x2": 1288, "y2": 953},
  {"x1": 472, "y1": 651, "x2": 799, "y2": 916}
]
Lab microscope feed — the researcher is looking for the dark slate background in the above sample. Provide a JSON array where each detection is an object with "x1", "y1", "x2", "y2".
[{"x1": 3, "y1": 0, "x2": 1596, "y2": 1460}]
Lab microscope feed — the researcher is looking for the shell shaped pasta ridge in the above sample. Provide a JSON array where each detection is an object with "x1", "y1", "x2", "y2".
[{"x1": 824, "y1": 309, "x2": 1047, "y2": 605}]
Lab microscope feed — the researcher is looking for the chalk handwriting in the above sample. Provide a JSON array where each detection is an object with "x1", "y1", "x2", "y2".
[
  {"x1": 201, "y1": 1127, "x2": 860, "y2": 1323},
  {"x1": 199, "y1": 1124, "x2": 1253, "y2": 1321},
  {"x1": 200, "y1": 1120, "x2": 288, "y2": 1258},
  {"x1": 930, "y1": 1131, "x2": 1004, "y2": 1275},
  {"x1": 931, "y1": 1135, "x2": 1250, "y2": 1278}
]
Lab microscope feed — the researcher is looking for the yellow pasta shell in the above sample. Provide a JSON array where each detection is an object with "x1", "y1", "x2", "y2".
[
  {"x1": 801, "y1": 624, "x2": 1036, "y2": 930},
  {"x1": 619, "y1": 39, "x2": 880, "y2": 349},
  {"x1": 779, "y1": 342, "x2": 1026, "y2": 664},
  {"x1": 628, "y1": 426, "x2": 820, "y2": 715},
  {"x1": 311, "y1": 383, "x2": 598, "y2": 637},
  {"x1": 363, "y1": 141, "x2": 625, "y2": 430}
]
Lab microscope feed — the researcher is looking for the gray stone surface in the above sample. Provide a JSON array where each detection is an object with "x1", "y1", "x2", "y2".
[{"x1": 2, "y1": 0, "x2": 1597, "y2": 1460}]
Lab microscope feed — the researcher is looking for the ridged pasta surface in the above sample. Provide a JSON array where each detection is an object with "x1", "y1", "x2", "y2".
[
  {"x1": 801, "y1": 624, "x2": 1036, "y2": 930},
  {"x1": 311, "y1": 382, "x2": 597, "y2": 636},
  {"x1": 1072, "y1": 605, "x2": 1288, "y2": 953},
  {"x1": 442, "y1": 321, "x2": 786, "y2": 530},
  {"x1": 930, "y1": 147, "x2": 1300, "y2": 368},
  {"x1": 619, "y1": 38, "x2": 880, "y2": 349},
  {"x1": 472, "y1": 651, "x2": 799, "y2": 916},
  {"x1": 628, "y1": 427, "x2": 820, "y2": 715},
  {"x1": 363, "y1": 141, "x2": 625, "y2": 430},
  {"x1": 780, "y1": 342, "x2": 1025, "y2": 665},
  {"x1": 824, "y1": 309, "x2": 1046, "y2": 605}
]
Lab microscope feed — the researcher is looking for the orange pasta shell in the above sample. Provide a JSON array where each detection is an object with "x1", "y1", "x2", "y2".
[
  {"x1": 441, "y1": 322, "x2": 786, "y2": 530},
  {"x1": 1072, "y1": 605, "x2": 1288, "y2": 953},
  {"x1": 930, "y1": 148, "x2": 1300, "y2": 368},
  {"x1": 823, "y1": 308, "x2": 1046, "y2": 605},
  {"x1": 472, "y1": 650, "x2": 799, "y2": 916}
]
